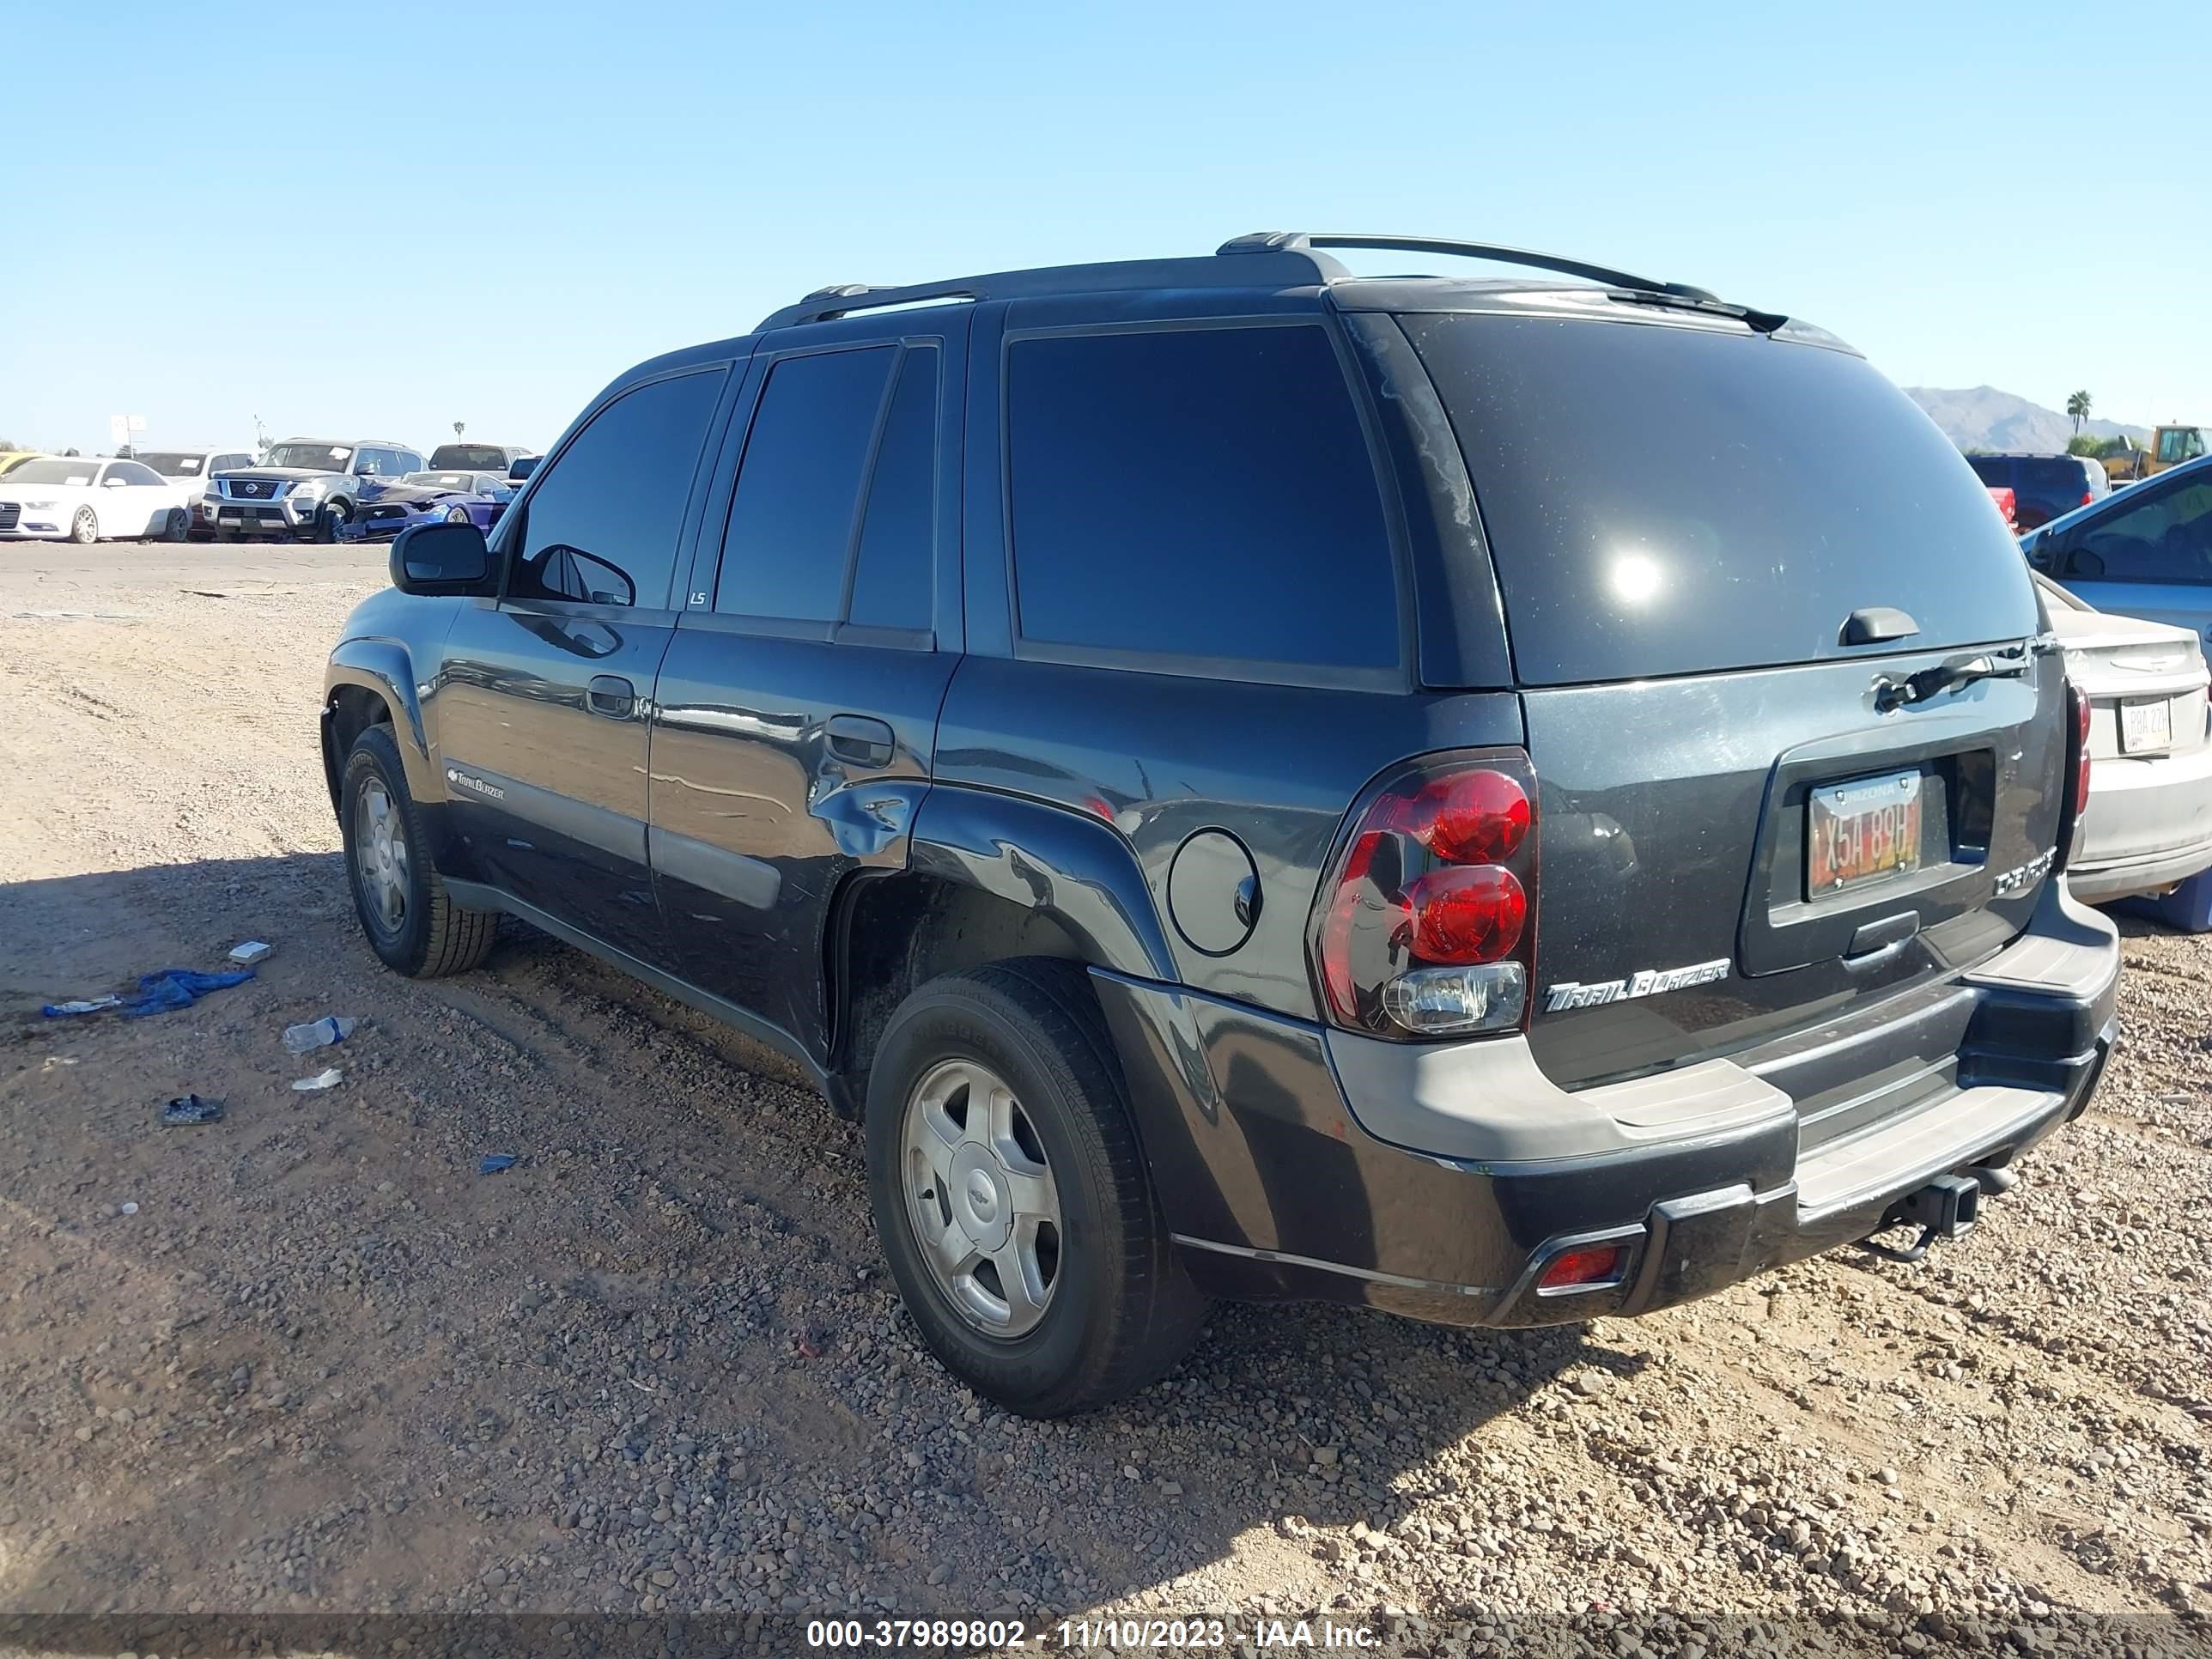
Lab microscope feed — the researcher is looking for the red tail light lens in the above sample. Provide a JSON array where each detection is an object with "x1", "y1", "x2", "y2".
[
  {"x1": 2057, "y1": 680, "x2": 2092, "y2": 871},
  {"x1": 1407, "y1": 865, "x2": 1527, "y2": 962},
  {"x1": 2081, "y1": 491, "x2": 2094, "y2": 507},
  {"x1": 1538, "y1": 1244, "x2": 1626, "y2": 1291},
  {"x1": 1311, "y1": 751, "x2": 1539, "y2": 1040}
]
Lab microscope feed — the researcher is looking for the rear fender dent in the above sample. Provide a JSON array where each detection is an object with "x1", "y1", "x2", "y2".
[{"x1": 905, "y1": 788, "x2": 1178, "y2": 981}]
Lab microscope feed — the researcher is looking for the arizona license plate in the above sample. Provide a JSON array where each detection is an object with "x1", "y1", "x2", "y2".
[
  {"x1": 1808, "y1": 770, "x2": 1924, "y2": 897},
  {"x1": 2119, "y1": 697, "x2": 2172, "y2": 755}
]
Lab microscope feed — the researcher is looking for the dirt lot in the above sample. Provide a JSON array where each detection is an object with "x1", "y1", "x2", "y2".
[{"x1": 2, "y1": 544, "x2": 2209, "y2": 1656}]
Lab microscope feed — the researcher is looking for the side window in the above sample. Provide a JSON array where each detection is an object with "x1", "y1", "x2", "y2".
[
  {"x1": 848, "y1": 347, "x2": 939, "y2": 631},
  {"x1": 713, "y1": 346, "x2": 896, "y2": 621},
  {"x1": 2069, "y1": 477, "x2": 2212, "y2": 585},
  {"x1": 1006, "y1": 323, "x2": 1399, "y2": 670},
  {"x1": 509, "y1": 368, "x2": 727, "y2": 609},
  {"x1": 109, "y1": 461, "x2": 164, "y2": 486},
  {"x1": 397, "y1": 450, "x2": 425, "y2": 473},
  {"x1": 353, "y1": 448, "x2": 391, "y2": 477}
]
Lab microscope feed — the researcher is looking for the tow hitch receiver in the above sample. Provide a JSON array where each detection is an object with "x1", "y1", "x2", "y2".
[{"x1": 1858, "y1": 1174, "x2": 1983, "y2": 1265}]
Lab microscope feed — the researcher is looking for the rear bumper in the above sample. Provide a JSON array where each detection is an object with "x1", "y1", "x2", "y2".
[
  {"x1": 2066, "y1": 740, "x2": 2212, "y2": 901},
  {"x1": 1097, "y1": 877, "x2": 2119, "y2": 1327}
]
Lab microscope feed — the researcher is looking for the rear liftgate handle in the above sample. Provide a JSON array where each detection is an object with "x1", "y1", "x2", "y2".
[{"x1": 586, "y1": 675, "x2": 635, "y2": 719}]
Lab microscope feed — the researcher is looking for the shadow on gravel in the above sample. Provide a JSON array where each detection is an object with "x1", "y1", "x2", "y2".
[{"x1": 2, "y1": 852, "x2": 1610, "y2": 1631}]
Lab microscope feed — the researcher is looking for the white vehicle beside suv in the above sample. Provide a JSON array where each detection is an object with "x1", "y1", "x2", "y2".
[
  {"x1": 2038, "y1": 574, "x2": 2212, "y2": 909},
  {"x1": 0, "y1": 456, "x2": 196, "y2": 544},
  {"x1": 134, "y1": 447, "x2": 260, "y2": 540}
]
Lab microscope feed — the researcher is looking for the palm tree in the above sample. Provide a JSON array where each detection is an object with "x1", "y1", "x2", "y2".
[{"x1": 2066, "y1": 390, "x2": 2093, "y2": 434}]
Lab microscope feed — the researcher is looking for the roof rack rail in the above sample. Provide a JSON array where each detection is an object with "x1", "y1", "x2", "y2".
[
  {"x1": 759, "y1": 234, "x2": 1783, "y2": 336},
  {"x1": 1217, "y1": 231, "x2": 1719, "y2": 302},
  {"x1": 762, "y1": 279, "x2": 985, "y2": 331}
]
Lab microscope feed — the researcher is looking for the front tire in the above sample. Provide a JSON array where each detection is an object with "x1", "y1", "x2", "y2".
[
  {"x1": 865, "y1": 960, "x2": 1207, "y2": 1417},
  {"x1": 340, "y1": 724, "x2": 497, "y2": 977},
  {"x1": 70, "y1": 507, "x2": 98, "y2": 544},
  {"x1": 312, "y1": 501, "x2": 351, "y2": 544}
]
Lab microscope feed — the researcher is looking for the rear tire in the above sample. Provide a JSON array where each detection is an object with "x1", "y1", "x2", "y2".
[
  {"x1": 162, "y1": 507, "x2": 189, "y2": 543},
  {"x1": 865, "y1": 959, "x2": 1207, "y2": 1416},
  {"x1": 340, "y1": 723, "x2": 497, "y2": 978}
]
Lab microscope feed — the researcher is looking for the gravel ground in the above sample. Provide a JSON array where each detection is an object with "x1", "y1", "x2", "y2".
[{"x1": 1, "y1": 544, "x2": 2209, "y2": 1656}]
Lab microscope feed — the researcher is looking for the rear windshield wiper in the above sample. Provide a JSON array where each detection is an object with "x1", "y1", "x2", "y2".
[
  {"x1": 1875, "y1": 643, "x2": 2036, "y2": 713},
  {"x1": 1606, "y1": 288, "x2": 1790, "y2": 335}
]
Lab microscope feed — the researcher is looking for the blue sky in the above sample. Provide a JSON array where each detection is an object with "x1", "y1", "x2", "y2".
[{"x1": 3, "y1": 0, "x2": 2202, "y2": 454}]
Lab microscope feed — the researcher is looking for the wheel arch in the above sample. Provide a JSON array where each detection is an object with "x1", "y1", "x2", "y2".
[
  {"x1": 824, "y1": 787, "x2": 1180, "y2": 1105},
  {"x1": 322, "y1": 643, "x2": 435, "y2": 811}
]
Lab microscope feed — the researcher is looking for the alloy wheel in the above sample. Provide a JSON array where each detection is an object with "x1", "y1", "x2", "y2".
[{"x1": 901, "y1": 1058, "x2": 1062, "y2": 1337}]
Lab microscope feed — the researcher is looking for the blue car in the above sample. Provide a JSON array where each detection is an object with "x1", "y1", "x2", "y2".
[
  {"x1": 2023, "y1": 452, "x2": 2212, "y2": 648},
  {"x1": 339, "y1": 471, "x2": 515, "y2": 544}
]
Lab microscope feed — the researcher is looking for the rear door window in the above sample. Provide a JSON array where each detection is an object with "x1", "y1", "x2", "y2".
[
  {"x1": 1403, "y1": 313, "x2": 2041, "y2": 685},
  {"x1": 847, "y1": 347, "x2": 939, "y2": 631},
  {"x1": 1005, "y1": 322, "x2": 1400, "y2": 673},
  {"x1": 714, "y1": 346, "x2": 896, "y2": 622}
]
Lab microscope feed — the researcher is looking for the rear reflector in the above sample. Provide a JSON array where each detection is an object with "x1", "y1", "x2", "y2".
[{"x1": 1538, "y1": 1244, "x2": 1626, "y2": 1291}]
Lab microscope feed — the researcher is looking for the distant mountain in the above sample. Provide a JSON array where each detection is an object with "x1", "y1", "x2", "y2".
[{"x1": 1905, "y1": 386, "x2": 2147, "y2": 455}]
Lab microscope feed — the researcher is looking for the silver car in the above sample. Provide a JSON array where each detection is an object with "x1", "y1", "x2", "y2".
[{"x1": 2039, "y1": 574, "x2": 2212, "y2": 905}]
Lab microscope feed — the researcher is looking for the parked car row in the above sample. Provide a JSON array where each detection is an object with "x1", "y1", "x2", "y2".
[{"x1": 0, "y1": 440, "x2": 536, "y2": 544}]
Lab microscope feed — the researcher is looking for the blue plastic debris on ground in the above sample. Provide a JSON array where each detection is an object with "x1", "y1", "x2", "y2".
[
  {"x1": 42, "y1": 967, "x2": 255, "y2": 1020},
  {"x1": 2109, "y1": 866, "x2": 2212, "y2": 933},
  {"x1": 479, "y1": 1154, "x2": 519, "y2": 1176}
]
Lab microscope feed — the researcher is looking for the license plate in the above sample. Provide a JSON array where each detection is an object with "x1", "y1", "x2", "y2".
[
  {"x1": 1808, "y1": 770, "x2": 1924, "y2": 897},
  {"x1": 2120, "y1": 697, "x2": 2172, "y2": 755}
]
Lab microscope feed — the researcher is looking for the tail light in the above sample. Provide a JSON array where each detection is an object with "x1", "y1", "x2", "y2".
[
  {"x1": 2081, "y1": 491, "x2": 2094, "y2": 507},
  {"x1": 2057, "y1": 681, "x2": 2091, "y2": 868},
  {"x1": 1310, "y1": 750, "x2": 1538, "y2": 1039}
]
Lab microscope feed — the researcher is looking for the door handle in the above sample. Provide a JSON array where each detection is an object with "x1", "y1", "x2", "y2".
[
  {"x1": 825, "y1": 714, "x2": 896, "y2": 767},
  {"x1": 586, "y1": 674, "x2": 635, "y2": 719}
]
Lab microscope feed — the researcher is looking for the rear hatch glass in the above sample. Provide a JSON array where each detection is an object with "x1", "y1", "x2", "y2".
[{"x1": 1401, "y1": 313, "x2": 2040, "y2": 687}]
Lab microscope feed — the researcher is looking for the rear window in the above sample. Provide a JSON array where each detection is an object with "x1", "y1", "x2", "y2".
[
  {"x1": 1966, "y1": 456, "x2": 2012, "y2": 488},
  {"x1": 1404, "y1": 314, "x2": 2041, "y2": 685},
  {"x1": 2019, "y1": 457, "x2": 2087, "y2": 491}
]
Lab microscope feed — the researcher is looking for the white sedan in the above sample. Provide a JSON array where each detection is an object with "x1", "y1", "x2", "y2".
[
  {"x1": 0, "y1": 456, "x2": 197, "y2": 544},
  {"x1": 2040, "y1": 574, "x2": 2212, "y2": 907}
]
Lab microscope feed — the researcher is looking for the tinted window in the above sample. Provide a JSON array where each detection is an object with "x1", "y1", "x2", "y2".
[
  {"x1": 847, "y1": 348, "x2": 939, "y2": 631},
  {"x1": 1965, "y1": 456, "x2": 2011, "y2": 489},
  {"x1": 1404, "y1": 314, "x2": 2042, "y2": 684},
  {"x1": 714, "y1": 347, "x2": 895, "y2": 620},
  {"x1": 510, "y1": 368, "x2": 727, "y2": 609},
  {"x1": 433, "y1": 443, "x2": 510, "y2": 469},
  {"x1": 2064, "y1": 472, "x2": 2212, "y2": 585},
  {"x1": 1006, "y1": 324, "x2": 1397, "y2": 669}
]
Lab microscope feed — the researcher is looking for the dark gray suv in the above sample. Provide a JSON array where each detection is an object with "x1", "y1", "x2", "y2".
[{"x1": 321, "y1": 232, "x2": 2121, "y2": 1416}]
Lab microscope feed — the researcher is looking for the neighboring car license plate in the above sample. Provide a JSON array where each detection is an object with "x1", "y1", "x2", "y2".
[
  {"x1": 1808, "y1": 770, "x2": 1923, "y2": 897},
  {"x1": 2119, "y1": 697, "x2": 2172, "y2": 755}
]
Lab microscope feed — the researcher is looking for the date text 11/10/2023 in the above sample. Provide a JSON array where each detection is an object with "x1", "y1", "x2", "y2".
[{"x1": 805, "y1": 1616, "x2": 1380, "y2": 1649}]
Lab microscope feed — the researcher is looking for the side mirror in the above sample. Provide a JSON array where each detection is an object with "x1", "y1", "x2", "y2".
[
  {"x1": 103, "y1": 476, "x2": 129, "y2": 488},
  {"x1": 391, "y1": 520, "x2": 497, "y2": 596},
  {"x1": 507, "y1": 457, "x2": 539, "y2": 482}
]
